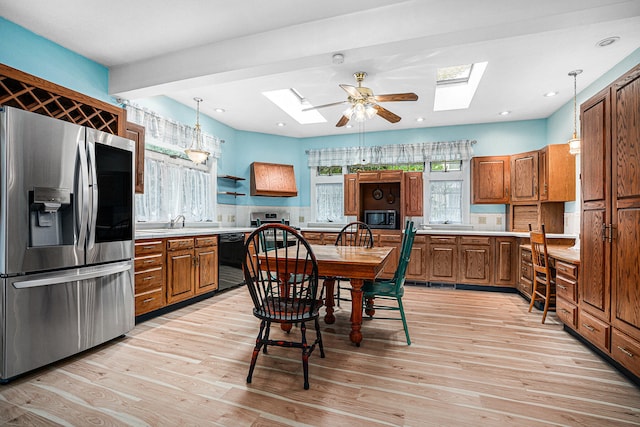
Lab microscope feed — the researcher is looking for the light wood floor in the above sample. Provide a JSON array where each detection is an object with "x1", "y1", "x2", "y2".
[{"x1": 1, "y1": 286, "x2": 639, "y2": 426}]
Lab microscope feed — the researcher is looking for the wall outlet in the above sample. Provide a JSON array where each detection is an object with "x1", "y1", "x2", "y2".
[
  {"x1": 229, "y1": 215, "x2": 236, "y2": 222},
  {"x1": 299, "y1": 216, "x2": 305, "y2": 223},
  {"x1": 478, "y1": 216, "x2": 487, "y2": 225},
  {"x1": 496, "y1": 216, "x2": 503, "y2": 225},
  {"x1": 217, "y1": 214, "x2": 222, "y2": 222}
]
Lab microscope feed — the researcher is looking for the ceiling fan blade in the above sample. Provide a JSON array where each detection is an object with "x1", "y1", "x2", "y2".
[
  {"x1": 302, "y1": 100, "x2": 348, "y2": 112},
  {"x1": 374, "y1": 92, "x2": 419, "y2": 102},
  {"x1": 339, "y1": 84, "x2": 363, "y2": 100},
  {"x1": 373, "y1": 104, "x2": 401, "y2": 123},
  {"x1": 336, "y1": 115, "x2": 350, "y2": 127}
]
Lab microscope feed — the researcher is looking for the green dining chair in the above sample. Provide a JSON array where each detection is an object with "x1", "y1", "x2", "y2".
[{"x1": 362, "y1": 220, "x2": 416, "y2": 345}]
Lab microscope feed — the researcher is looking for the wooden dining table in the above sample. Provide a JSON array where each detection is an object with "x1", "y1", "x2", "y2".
[{"x1": 262, "y1": 244, "x2": 394, "y2": 346}]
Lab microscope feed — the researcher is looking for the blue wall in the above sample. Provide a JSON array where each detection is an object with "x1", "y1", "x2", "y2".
[{"x1": 2, "y1": 17, "x2": 639, "y2": 214}]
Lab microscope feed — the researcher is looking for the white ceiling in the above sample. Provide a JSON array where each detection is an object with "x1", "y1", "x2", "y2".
[{"x1": 2, "y1": 0, "x2": 640, "y2": 138}]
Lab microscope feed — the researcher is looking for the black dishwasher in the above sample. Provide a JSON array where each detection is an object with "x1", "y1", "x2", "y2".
[{"x1": 218, "y1": 233, "x2": 245, "y2": 291}]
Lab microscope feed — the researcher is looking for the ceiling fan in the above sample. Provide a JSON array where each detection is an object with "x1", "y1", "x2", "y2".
[{"x1": 305, "y1": 71, "x2": 418, "y2": 127}]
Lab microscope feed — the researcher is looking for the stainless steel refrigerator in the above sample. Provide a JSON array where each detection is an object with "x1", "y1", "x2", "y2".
[{"x1": 0, "y1": 106, "x2": 135, "y2": 381}]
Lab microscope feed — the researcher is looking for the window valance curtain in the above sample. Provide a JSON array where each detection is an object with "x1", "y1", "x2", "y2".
[
  {"x1": 126, "y1": 104, "x2": 222, "y2": 159},
  {"x1": 307, "y1": 140, "x2": 475, "y2": 167}
]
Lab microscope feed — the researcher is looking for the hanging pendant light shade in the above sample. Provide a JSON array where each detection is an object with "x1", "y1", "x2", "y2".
[
  {"x1": 185, "y1": 97, "x2": 210, "y2": 164},
  {"x1": 568, "y1": 70, "x2": 583, "y2": 155}
]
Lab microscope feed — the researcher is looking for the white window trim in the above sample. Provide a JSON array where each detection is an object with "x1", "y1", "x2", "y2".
[
  {"x1": 309, "y1": 166, "x2": 347, "y2": 224},
  {"x1": 423, "y1": 160, "x2": 470, "y2": 225}
]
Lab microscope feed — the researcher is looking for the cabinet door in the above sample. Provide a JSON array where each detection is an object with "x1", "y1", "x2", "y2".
[
  {"x1": 344, "y1": 174, "x2": 358, "y2": 216},
  {"x1": 379, "y1": 232, "x2": 402, "y2": 277},
  {"x1": 494, "y1": 237, "x2": 517, "y2": 286},
  {"x1": 471, "y1": 156, "x2": 510, "y2": 204},
  {"x1": 540, "y1": 144, "x2": 575, "y2": 202},
  {"x1": 510, "y1": 151, "x2": 538, "y2": 202},
  {"x1": 459, "y1": 237, "x2": 492, "y2": 285},
  {"x1": 427, "y1": 236, "x2": 457, "y2": 283},
  {"x1": 404, "y1": 172, "x2": 423, "y2": 216},
  {"x1": 126, "y1": 121, "x2": 145, "y2": 194},
  {"x1": 406, "y1": 235, "x2": 427, "y2": 281},
  {"x1": 581, "y1": 89, "x2": 611, "y2": 322},
  {"x1": 611, "y1": 67, "x2": 640, "y2": 340},
  {"x1": 195, "y1": 246, "x2": 218, "y2": 294},
  {"x1": 167, "y1": 249, "x2": 195, "y2": 304}
]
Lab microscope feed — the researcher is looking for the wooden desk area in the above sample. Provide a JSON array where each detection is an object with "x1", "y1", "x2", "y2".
[{"x1": 518, "y1": 244, "x2": 580, "y2": 326}]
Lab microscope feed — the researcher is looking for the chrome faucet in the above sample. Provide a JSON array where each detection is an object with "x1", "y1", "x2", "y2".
[{"x1": 170, "y1": 214, "x2": 186, "y2": 228}]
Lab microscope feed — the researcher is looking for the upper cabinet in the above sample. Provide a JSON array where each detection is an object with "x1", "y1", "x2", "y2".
[
  {"x1": 471, "y1": 156, "x2": 510, "y2": 204},
  {"x1": 250, "y1": 162, "x2": 298, "y2": 197},
  {"x1": 404, "y1": 171, "x2": 423, "y2": 216},
  {"x1": 343, "y1": 174, "x2": 358, "y2": 216},
  {"x1": 510, "y1": 150, "x2": 539, "y2": 202},
  {"x1": 539, "y1": 144, "x2": 575, "y2": 201},
  {"x1": 126, "y1": 121, "x2": 146, "y2": 194}
]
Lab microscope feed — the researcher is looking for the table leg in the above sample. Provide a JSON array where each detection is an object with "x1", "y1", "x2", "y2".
[
  {"x1": 349, "y1": 278, "x2": 364, "y2": 346},
  {"x1": 323, "y1": 277, "x2": 336, "y2": 324}
]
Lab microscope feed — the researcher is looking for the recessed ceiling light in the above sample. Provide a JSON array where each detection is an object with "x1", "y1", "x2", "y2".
[
  {"x1": 416, "y1": 117, "x2": 425, "y2": 122},
  {"x1": 276, "y1": 122, "x2": 286, "y2": 127},
  {"x1": 543, "y1": 91, "x2": 558, "y2": 97},
  {"x1": 214, "y1": 108, "x2": 225, "y2": 113},
  {"x1": 596, "y1": 36, "x2": 620, "y2": 47},
  {"x1": 499, "y1": 111, "x2": 511, "y2": 116},
  {"x1": 345, "y1": 124, "x2": 353, "y2": 129}
]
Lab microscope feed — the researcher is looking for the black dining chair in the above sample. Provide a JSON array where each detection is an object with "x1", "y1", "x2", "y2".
[
  {"x1": 243, "y1": 223, "x2": 325, "y2": 390},
  {"x1": 334, "y1": 221, "x2": 374, "y2": 307}
]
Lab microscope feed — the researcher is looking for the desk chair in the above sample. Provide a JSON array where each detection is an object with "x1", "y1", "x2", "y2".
[
  {"x1": 243, "y1": 223, "x2": 325, "y2": 390},
  {"x1": 362, "y1": 220, "x2": 416, "y2": 345},
  {"x1": 528, "y1": 224, "x2": 556, "y2": 324},
  {"x1": 334, "y1": 221, "x2": 374, "y2": 307}
]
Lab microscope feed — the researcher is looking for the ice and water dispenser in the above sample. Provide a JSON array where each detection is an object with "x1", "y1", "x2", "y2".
[{"x1": 29, "y1": 187, "x2": 74, "y2": 247}]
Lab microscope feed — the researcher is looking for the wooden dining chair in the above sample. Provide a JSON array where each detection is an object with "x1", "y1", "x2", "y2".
[
  {"x1": 528, "y1": 224, "x2": 556, "y2": 323},
  {"x1": 243, "y1": 223, "x2": 325, "y2": 390},
  {"x1": 362, "y1": 220, "x2": 416, "y2": 345},
  {"x1": 334, "y1": 221, "x2": 374, "y2": 306}
]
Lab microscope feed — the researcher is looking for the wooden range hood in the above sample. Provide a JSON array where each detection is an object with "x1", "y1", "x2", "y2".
[{"x1": 250, "y1": 162, "x2": 298, "y2": 197}]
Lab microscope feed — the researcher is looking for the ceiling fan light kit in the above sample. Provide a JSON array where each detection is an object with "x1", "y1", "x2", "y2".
[{"x1": 306, "y1": 71, "x2": 418, "y2": 127}]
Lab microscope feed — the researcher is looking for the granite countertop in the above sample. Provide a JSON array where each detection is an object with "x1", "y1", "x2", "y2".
[{"x1": 135, "y1": 226, "x2": 252, "y2": 239}]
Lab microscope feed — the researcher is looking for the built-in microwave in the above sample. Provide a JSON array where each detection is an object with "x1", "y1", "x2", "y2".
[{"x1": 364, "y1": 210, "x2": 398, "y2": 229}]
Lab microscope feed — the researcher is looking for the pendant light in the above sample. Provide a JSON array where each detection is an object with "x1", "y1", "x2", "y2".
[
  {"x1": 567, "y1": 70, "x2": 583, "y2": 155},
  {"x1": 185, "y1": 97, "x2": 210, "y2": 164}
]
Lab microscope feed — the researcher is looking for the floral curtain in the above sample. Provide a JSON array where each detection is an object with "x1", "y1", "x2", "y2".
[{"x1": 307, "y1": 140, "x2": 475, "y2": 166}]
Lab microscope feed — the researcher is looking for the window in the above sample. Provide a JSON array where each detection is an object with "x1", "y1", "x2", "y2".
[
  {"x1": 424, "y1": 160, "x2": 469, "y2": 224},
  {"x1": 310, "y1": 166, "x2": 346, "y2": 223}
]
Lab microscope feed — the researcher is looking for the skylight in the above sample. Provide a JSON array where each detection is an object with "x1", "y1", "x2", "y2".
[
  {"x1": 263, "y1": 88, "x2": 327, "y2": 124},
  {"x1": 434, "y1": 62, "x2": 488, "y2": 111}
]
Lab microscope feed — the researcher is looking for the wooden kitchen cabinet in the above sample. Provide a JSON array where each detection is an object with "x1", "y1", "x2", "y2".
[
  {"x1": 494, "y1": 237, "x2": 517, "y2": 286},
  {"x1": 166, "y1": 238, "x2": 196, "y2": 304},
  {"x1": 427, "y1": 235, "x2": 458, "y2": 283},
  {"x1": 126, "y1": 121, "x2": 146, "y2": 194},
  {"x1": 357, "y1": 170, "x2": 403, "y2": 182},
  {"x1": 459, "y1": 236, "x2": 492, "y2": 285},
  {"x1": 134, "y1": 239, "x2": 166, "y2": 316},
  {"x1": 403, "y1": 171, "x2": 423, "y2": 216},
  {"x1": 378, "y1": 231, "x2": 402, "y2": 277},
  {"x1": 406, "y1": 234, "x2": 427, "y2": 281},
  {"x1": 194, "y1": 236, "x2": 218, "y2": 294},
  {"x1": 555, "y1": 260, "x2": 579, "y2": 329},
  {"x1": 471, "y1": 156, "x2": 510, "y2": 204},
  {"x1": 509, "y1": 202, "x2": 565, "y2": 233},
  {"x1": 539, "y1": 144, "x2": 575, "y2": 202},
  {"x1": 579, "y1": 63, "x2": 640, "y2": 378},
  {"x1": 343, "y1": 174, "x2": 358, "y2": 216},
  {"x1": 250, "y1": 162, "x2": 298, "y2": 197},
  {"x1": 510, "y1": 150, "x2": 538, "y2": 202},
  {"x1": 517, "y1": 246, "x2": 533, "y2": 298}
]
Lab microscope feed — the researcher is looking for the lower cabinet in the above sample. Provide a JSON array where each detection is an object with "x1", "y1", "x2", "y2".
[
  {"x1": 427, "y1": 236, "x2": 458, "y2": 283},
  {"x1": 555, "y1": 260, "x2": 578, "y2": 329},
  {"x1": 406, "y1": 235, "x2": 427, "y2": 281},
  {"x1": 518, "y1": 246, "x2": 533, "y2": 297},
  {"x1": 459, "y1": 236, "x2": 492, "y2": 285},
  {"x1": 134, "y1": 239, "x2": 166, "y2": 316},
  {"x1": 135, "y1": 234, "x2": 219, "y2": 316}
]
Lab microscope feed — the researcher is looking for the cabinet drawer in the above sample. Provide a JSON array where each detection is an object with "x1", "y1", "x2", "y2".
[
  {"x1": 459, "y1": 236, "x2": 491, "y2": 245},
  {"x1": 195, "y1": 236, "x2": 217, "y2": 247},
  {"x1": 379, "y1": 234, "x2": 402, "y2": 243},
  {"x1": 521, "y1": 261, "x2": 533, "y2": 280},
  {"x1": 429, "y1": 236, "x2": 457, "y2": 245},
  {"x1": 521, "y1": 249, "x2": 532, "y2": 262},
  {"x1": 135, "y1": 240, "x2": 164, "y2": 256},
  {"x1": 556, "y1": 260, "x2": 577, "y2": 280},
  {"x1": 167, "y1": 238, "x2": 194, "y2": 250},
  {"x1": 612, "y1": 329, "x2": 640, "y2": 378},
  {"x1": 135, "y1": 289, "x2": 164, "y2": 315},
  {"x1": 135, "y1": 266, "x2": 163, "y2": 294},
  {"x1": 579, "y1": 310, "x2": 611, "y2": 351},
  {"x1": 134, "y1": 253, "x2": 163, "y2": 271},
  {"x1": 413, "y1": 235, "x2": 427, "y2": 243},
  {"x1": 555, "y1": 275, "x2": 577, "y2": 303},
  {"x1": 556, "y1": 298, "x2": 577, "y2": 329}
]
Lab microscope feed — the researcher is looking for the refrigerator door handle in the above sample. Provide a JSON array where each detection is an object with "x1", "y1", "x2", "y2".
[
  {"x1": 12, "y1": 261, "x2": 132, "y2": 289},
  {"x1": 87, "y1": 142, "x2": 98, "y2": 250},
  {"x1": 76, "y1": 141, "x2": 89, "y2": 248}
]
